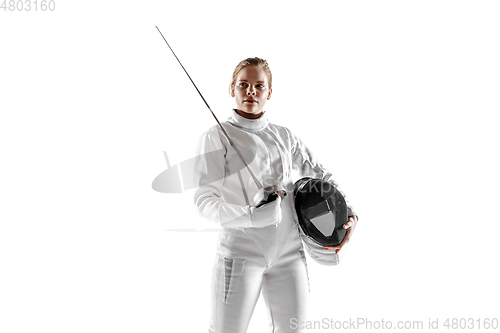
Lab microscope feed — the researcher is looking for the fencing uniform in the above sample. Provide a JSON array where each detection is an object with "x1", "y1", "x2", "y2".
[{"x1": 194, "y1": 109, "x2": 356, "y2": 333}]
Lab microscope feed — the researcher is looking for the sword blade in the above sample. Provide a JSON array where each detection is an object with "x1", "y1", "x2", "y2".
[{"x1": 155, "y1": 26, "x2": 263, "y2": 190}]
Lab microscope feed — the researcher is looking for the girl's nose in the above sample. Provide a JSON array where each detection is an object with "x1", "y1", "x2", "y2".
[{"x1": 247, "y1": 89, "x2": 255, "y2": 95}]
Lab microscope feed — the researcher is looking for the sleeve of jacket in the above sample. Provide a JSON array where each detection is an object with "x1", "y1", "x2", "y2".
[
  {"x1": 193, "y1": 127, "x2": 253, "y2": 228},
  {"x1": 289, "y1": 128, "x2": 358, "y2": 219}
]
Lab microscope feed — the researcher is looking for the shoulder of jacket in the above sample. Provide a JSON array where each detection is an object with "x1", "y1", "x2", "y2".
[
  {"x1": 199, "y1": 124, "x2": 229, "y2": 150},
  {"x1": 272, "y1": 123, "x2": 299, "y2": 142},
  {"x1": 267, "y1": 122, "x2": 291, "y2": 135},
  {"x1": 202, "y1": 124, "x2": 224, "y2": 137}
]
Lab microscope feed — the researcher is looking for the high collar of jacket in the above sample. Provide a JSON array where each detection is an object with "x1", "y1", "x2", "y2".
[{"x1": 228, "y1": 109, "x2": 269, "y2": 131}]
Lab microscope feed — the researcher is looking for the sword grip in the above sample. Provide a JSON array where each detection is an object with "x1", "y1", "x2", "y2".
[{"x1": 255, "y1": 190, "x2": 287, "y2": 208}]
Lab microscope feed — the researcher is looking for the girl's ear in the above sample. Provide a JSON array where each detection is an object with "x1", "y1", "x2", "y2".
[
  {"x1": 230, "y1": 85, "x2": 235, "y2": 97},
  {"x1": 267, "y1": 88, "x2": 273, "y2": 100}
]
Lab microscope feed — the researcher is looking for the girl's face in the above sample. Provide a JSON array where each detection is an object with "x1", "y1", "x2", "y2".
[{"x1": 231, "y1": 66, "x2": 272, "y2": 119}]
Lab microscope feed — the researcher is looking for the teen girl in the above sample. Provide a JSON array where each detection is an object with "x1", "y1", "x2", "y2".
[{"x1": 194, "y1": 57, "x2": 358, "y2": 333}]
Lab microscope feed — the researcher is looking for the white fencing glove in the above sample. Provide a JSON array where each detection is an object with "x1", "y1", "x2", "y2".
[{"x1": 249, "y1": 196, "x2": 282, "y2": 228}]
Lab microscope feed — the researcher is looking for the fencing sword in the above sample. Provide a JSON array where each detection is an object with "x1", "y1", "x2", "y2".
[{"x1": 155, "y1": 26, "x2": 286, "y2": 207}]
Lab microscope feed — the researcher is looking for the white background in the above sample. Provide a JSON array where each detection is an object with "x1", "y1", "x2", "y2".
[{"x1": 1, "y1": 1, "x2": 499, "y2": 332}]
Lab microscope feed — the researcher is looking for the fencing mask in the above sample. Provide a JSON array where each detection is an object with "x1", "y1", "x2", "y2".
[{"x1": 293, "y1": 177, "x2": 349, "y2": 265}]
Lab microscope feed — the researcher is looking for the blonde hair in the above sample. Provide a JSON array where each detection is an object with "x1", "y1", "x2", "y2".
[{"x1": 229, "y1": 57, "x2": 272, "y2": 94}]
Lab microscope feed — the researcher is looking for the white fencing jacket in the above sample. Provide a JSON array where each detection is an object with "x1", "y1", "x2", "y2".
[{"x1": 194, "y1": 109, "x2": 356, "y2": 264}]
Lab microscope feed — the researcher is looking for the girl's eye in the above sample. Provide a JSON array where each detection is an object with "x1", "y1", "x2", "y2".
[
  {"x1": 256, "y1": 84, "x2": 264, "y2": 88},
  {"x1": 239, "y1": 82, "x2": 247, "y2": 87}
]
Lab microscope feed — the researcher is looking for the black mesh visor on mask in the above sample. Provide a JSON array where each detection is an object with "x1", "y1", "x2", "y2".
[{"x1": 293, "y1": 178, "x2": 348, "y2": 247}]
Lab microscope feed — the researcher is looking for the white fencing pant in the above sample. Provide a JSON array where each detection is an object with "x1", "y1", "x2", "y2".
[{"x1": 209, "y1": 229, "x2": 310, "y2": 333}]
